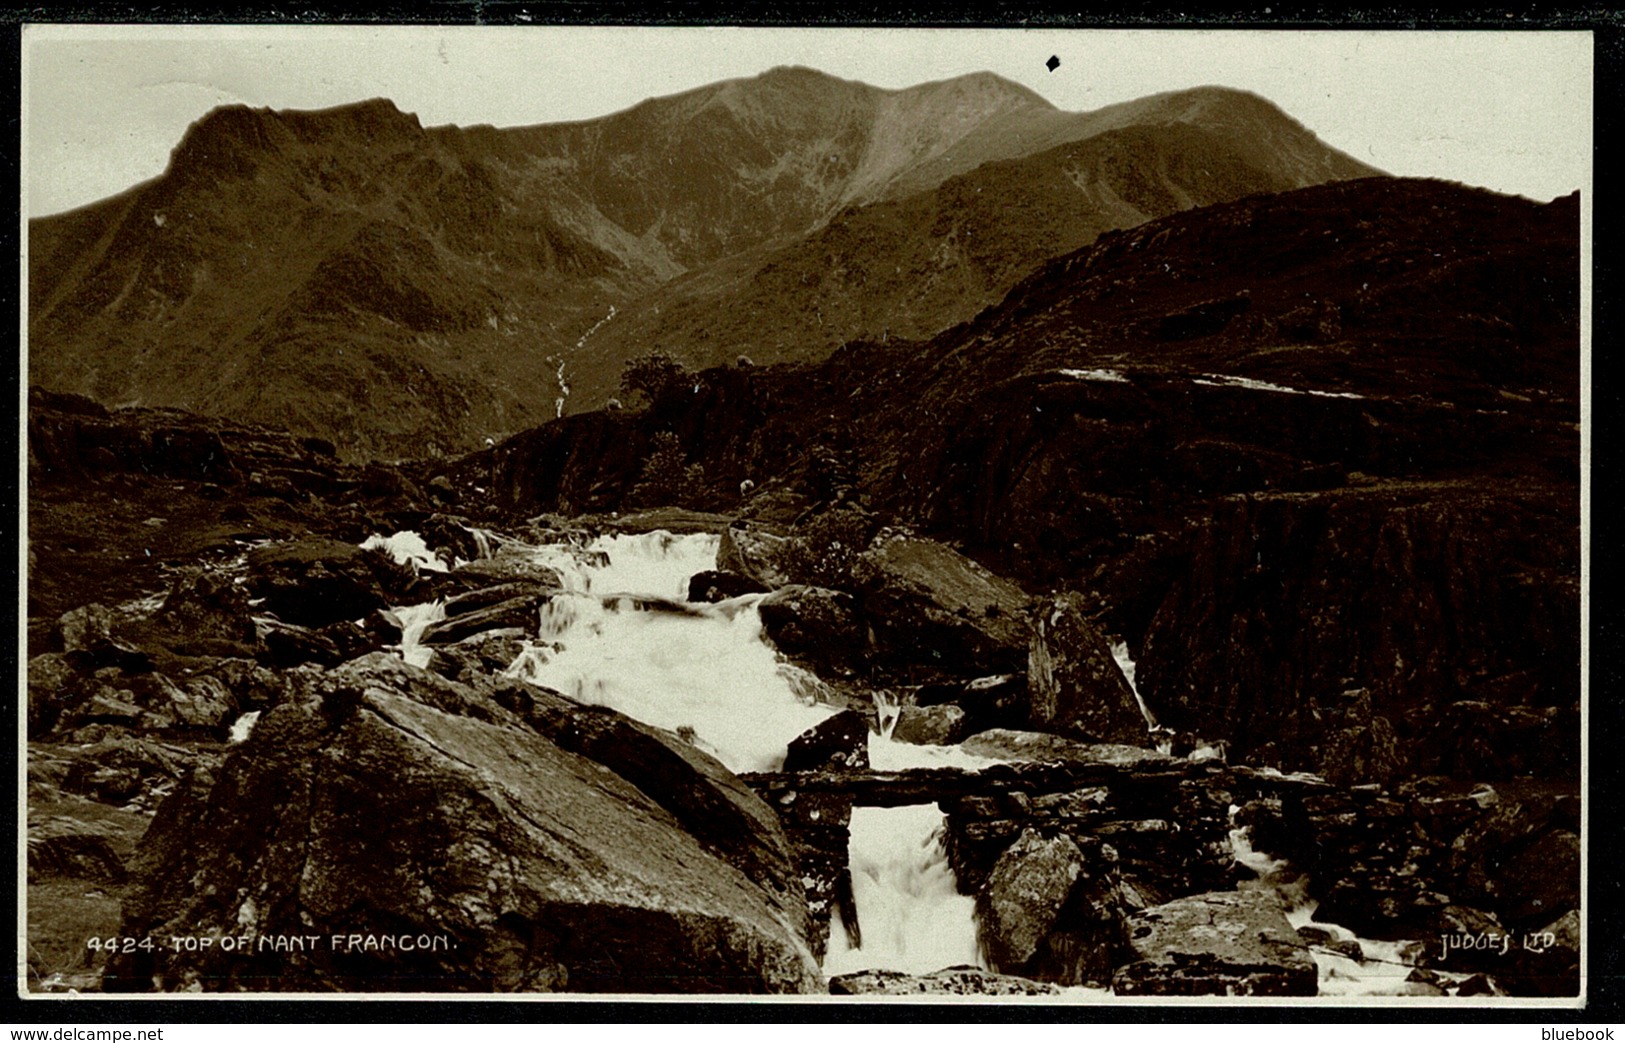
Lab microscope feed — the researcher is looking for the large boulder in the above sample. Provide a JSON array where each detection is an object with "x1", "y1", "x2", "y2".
[
  {"x1": 55, "y1": 605, "x2": 149, "y2": 671},
  {"x1": 106, "y1": 658, "x2": 820, "y2": 993},
  {"x1": 851, "y1": 532, "x2": 1032, "y2": 678},
  {"x1": 27, "y1": 815, "x2": 129, "y2": 884},
  {"x1": 153, "y1": 570, "x2": 258, "y2": 650},
  {"x1": 757, "y1": 585, "x2": 867, "y2": 678},
  {"x1": 1112, "y1": 889, "x2": 1317, "y2": 996},
  {"x1": 525, "y1": 698, "x2": 807, "y2": 905},
  {"x1": 977, "y1": 830, "x2": 1127, "y2": 986},
  {"x1": 783, "y1": 710, "x2": 869, "y2": 772},
  {"x1": 776, "y1": 709, "x2": 868, "y2": 958},
  {"x1": 244, "y1": 538, "x2": 416, "y2": 628},
  {"x1": 27, "y1": 653, "x2": 82, "y2": 737},
  {"x1": 427, "y1": 548, "x2": 564, "y2": 593},
  {"x1": 687, "y1": 570, "x2": 769, "y2": 603},
  {"x1": 420, "y1": 595, "x2": 551, "y2": 645},
  {"x1": 1027, "y1": 592, "x2": 1147, "y2": 745}
]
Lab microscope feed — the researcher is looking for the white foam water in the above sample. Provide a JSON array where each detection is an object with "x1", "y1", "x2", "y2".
[
  {"x1": 361, "y1": 531, "x2": 448, "y2": 573},
  {"x1": 228, "y1": 711, "x2": 261, "y2": 744},
  {"x1": 394, "y1": 601, "x2": 447, "y2": 669},
  {"x1": 1109, "y1": 638, "x2": 1157, "y2": 730},
  {"x1": 502, "y1": 531, "x2": 832, "y2": 773},
  {"x1": 822, "y1": 804, "x2": 983, "y2": 978}
]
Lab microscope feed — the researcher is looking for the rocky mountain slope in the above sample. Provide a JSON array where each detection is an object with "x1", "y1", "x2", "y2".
[
  {"x1": 449, "y1": 176, "x2": 1581, "y2": 780},
  {"x1": 29, "y1": 69, "x2": 1377, "y2": 458}
]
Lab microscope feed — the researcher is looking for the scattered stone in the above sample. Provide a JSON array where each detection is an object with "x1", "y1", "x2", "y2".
[
  {"x1": 421, "y1": 595, "x2": 549, "y2": 645},
  {"x1": 784, "y1": 710, "x2": 869, "y2": 772},
  {"x1": 28, "y1": 653, "x2": 84, "y2": 737},
  {"x1": 254, "y1": 617, "x2": 345, "y2": 669},
  {"x1": 959, "y1": 729, "x2": 1177, "y2": 770},
  {"x1": 245, "y1": 538, "x2": 415, "y2": 628},
  {"x1": 425, "y1": 548, "x2": 565, "y2": 595},
  {"x1": 27, "y1": 817, "x2": 128, "y2": 884},
  {"x1": 154, "y1": 570, "x2": 257, "y2": 648},
  {"x1": 1294, "y1": 926, "x2": 1363, "y2": 963},
  {"x1": 1454, "y1": 973, "x2": 1502, "y2": 997},
  {"x1": 979, "y1": 830, "x2": 1084, "y2": 972},
  {"x1": 718, "y1": 523, "x2": 793, "y2": 588},
  {"x1": 431, "y1": 629, "x2": 528, "y2": 684}
]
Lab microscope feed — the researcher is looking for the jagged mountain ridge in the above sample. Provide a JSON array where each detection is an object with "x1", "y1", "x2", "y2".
[{"x1": 29, "y1": 67, "x2": 1380, "y2": 458}]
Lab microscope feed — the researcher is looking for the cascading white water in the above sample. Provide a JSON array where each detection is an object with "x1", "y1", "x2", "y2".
[
  {"x1": 824, "y1": 694, "x2": 1002, "y2": 976},
  {"x1": 361, "y1": 531, "x2": 449, "y2": 573},
  {"x1": 374, "y1": 526, "x2": 992, "y2": 978},
  {"x1": 822, "y1": 804, "x2": 983, "y2": 978},
  {"x1": 228, "y1": 710, "x2": 261, "y2": 744},
  {"x1": 1110, "y1": 638, "x2": 1158, "y2": 731},
  {"x1": 502, "y1": 531, "x2": 834, "y2": 774},
  {"x1": 395, "y1": 601, "x2": 447, "y2": 669}
]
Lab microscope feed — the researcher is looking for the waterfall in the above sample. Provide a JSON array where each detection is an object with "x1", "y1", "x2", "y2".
[
  {"x1": 228, "y1": 710, "x2": 261, "y2": 744},
  {"x1": 822, "y1": 804, "x2": 982, "y2": 978},
  {"x1": 502, "y1": 531, "x2": 833, "y2": 773},
  {"x1": 394, "y1": 601, "x2": 447, "y2": 669},
  {"x1": 1110, "y1": 638, "x2": 1158, "y2": 730},
  {"x1": 372, "y1": 527, "x2": 990, "y2": 978},
  {"x1": 463, "y1": 525, "x2": 498, "y2": 560}
]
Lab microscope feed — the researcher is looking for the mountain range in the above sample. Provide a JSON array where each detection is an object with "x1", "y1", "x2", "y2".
[{"x1": 28, "y1": 66, "x2": 1380, "y2": 459}]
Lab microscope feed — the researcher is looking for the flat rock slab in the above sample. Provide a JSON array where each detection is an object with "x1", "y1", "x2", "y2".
[
  {"x1": 1113, "y1": 889, "x2": 1317, "y2": 996},
  {"x1": 960, "y1": 729, "x2": 1174, "y2": 770},
  {"x1": 829, "y1": 967, "x2": 1060, "y2": 996}
]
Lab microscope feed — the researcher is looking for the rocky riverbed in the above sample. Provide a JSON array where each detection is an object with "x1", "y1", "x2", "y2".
[
  {"x1": 24, "y1": 391, "x2": 1580, "y2": 999},
  {"x1": 19, "y1": 391, "x2": 1579, "y2": 1000}
]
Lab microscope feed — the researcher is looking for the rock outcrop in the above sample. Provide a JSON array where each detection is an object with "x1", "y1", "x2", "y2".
[{"x1": 105, "y1": 658, "x2": 820, "y2": 993}]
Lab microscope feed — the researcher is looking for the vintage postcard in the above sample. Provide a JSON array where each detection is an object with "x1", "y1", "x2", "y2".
[{"x1": 18, "y1": 22, "x2": 1592, "y2": 1006}]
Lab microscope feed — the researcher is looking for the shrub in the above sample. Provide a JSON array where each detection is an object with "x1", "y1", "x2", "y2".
[
  {"x1": 783, "y1": 503, "x2": 880, "y2": 589},
  {"x1": 629, "y1": 431, "x2": 704, "y2": 508}
]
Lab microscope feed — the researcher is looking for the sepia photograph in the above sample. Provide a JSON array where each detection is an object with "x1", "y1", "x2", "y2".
[{"x1": 18, "y1": 22, "x2": 1591, "y2": 1005}]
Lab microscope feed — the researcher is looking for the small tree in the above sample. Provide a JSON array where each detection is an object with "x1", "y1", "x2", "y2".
[
  {"x1": 630, "y1": 431, "x2": 692, "y2": 507},
  {"x1": 620, "y1": 353, "x2": 691, "y2": 411}
]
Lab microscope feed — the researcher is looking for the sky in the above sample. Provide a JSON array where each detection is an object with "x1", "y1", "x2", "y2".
[{"x1": 22, "y1": 25, "x2": 1593, "y2": 217}]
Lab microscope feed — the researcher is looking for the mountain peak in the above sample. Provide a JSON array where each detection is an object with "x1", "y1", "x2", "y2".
[{"x1": 902, "y1": 69, "x2": 1055, "y2": 110}]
